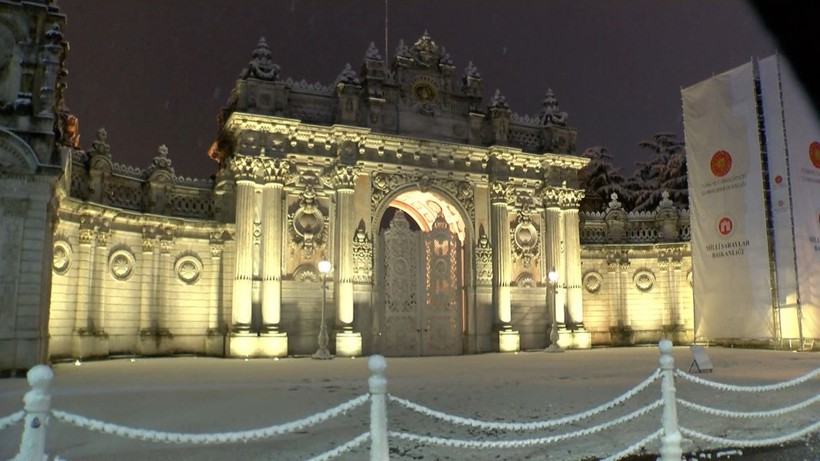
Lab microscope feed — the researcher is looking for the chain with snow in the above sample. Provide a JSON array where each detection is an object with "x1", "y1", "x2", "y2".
[
  {"x1": 674, "y1": 368, "x2": 819, "y2": 392},
  {"x1": 388, "y1": 368, "x2": 660, "y2": 431},
  {"x1": 600, "y1": 429, "x2": 663, "y2": 461},
  {"x1": 678, "y1": 394, "x2": 820, "y2": 418},
  {"x1": 50, "y1": 393, "x2": 368, "y2": 444},
  {"x1": 305, "y1": 432, "x2": 370, "y2": 461},
  {"x1": 387, "y1": 399, "x2": 662, "y2": 449},
  {"x1": 0, "y1": 410, "x2": 25, "y2": 431},
  {"x1": 680, "y1": 420, "x2": 820, "y2": 448}
]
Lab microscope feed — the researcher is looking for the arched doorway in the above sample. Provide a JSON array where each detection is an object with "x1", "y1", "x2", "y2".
[{"x1": 375, "y1": 189, "x2": 467, "y2": 356}]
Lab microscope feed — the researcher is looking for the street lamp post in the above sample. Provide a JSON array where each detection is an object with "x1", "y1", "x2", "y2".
[
  {"x1": 313, "y1": 258, "x2": 333, "y2": 360},
  {"x1": 545, "y1": 268, "x2": 563, "y2": 353}
]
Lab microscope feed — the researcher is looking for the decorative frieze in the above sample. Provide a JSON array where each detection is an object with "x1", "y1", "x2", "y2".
[{"x1": 371, "y1": 172, "x2": 475, "y2": 219}]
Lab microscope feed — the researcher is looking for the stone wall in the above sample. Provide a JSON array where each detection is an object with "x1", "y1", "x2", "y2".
[{"x1": 579, "y1": 193, "x2": 694, "y2": 346}]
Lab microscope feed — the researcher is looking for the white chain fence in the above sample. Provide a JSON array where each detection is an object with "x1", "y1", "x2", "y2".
[
  {"x1": 50, "y1": 393, "x2": 368, "y2": 444},
  {"x1": 388, "y1": 399, "x2": 662, "y2": 449},
  {"x1": 388, "y1": 368, "x2": 660, "y2": 431},
  {"x1": 675, "y1": 368, "x2": 819, "y2": 391},
  {"x1": 0, "y1": 410, "x2": 25, "y2": 431},
  {"x1": 5, "y1": 344, "x2": 818, "y2": 461}
]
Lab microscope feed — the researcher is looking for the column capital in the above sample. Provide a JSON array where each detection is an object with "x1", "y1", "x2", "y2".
[
  {"x1": 330, "y1": 163, "x2": 359, "y2": 190},
  {"x1": 541, "y1": 186, "x2": 584, "y2": 209},
  {"x1": 489, "y1": 181, "x2": 515, "y2": 205}
]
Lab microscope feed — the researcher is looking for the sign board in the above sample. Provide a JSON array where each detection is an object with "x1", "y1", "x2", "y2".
[{"x1": 688, "y1": 345, "x2": 713, "y2": 373}]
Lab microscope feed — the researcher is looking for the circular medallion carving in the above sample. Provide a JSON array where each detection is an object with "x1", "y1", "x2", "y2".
[
  {"x1": 583, "y1": 271, "x2": 603, "y2": 294},
  {"x1": 513, "y1": 222, "x2": 538, "y2": 252},
  {"x1": 175, "y1": 255, "x2": 203, "y2": 284},
  {"x1": 633, "y1": 270, "x2": 655, "y2": 292},
  {"x1": 109, "y1": 250, "x2": 135, "y2": 281},
  {"x1": 412, "y1": 81, "x2": 437, "y2": 102},
  {"x1": 52, "y1": 241, "x2": 72, "y2": 275}
]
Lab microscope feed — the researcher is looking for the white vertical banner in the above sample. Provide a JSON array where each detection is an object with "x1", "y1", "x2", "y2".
[
  {"x1": 758, "y1": 56, "x2": 798, "y2": 310},
  {"x1": 780, "y1": 58, "x2": 820, "y2": 339},
  {"x1": 682, "y1": 61, "x2": 774, "y2": 339}
]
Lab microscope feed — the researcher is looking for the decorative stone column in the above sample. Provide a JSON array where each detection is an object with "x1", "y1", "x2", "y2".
[
  {"x1": 541, "y1": 188, "x2": 565, "y2": 326},
  {"x1": 231, "y1": 158, "x2": 256, "y2": 332},
  {"x1": 206, "y1": 233, "x2": 225, "y2": 355},
  {"x1": 561, "y1": 188, "x2": 590, "y2": 348},
  {"x1": 71, "y1": 215, "x2": 109, "y2": 358},
  {"x1": 332, "y1": 164, "x2": 362, "y2": 356},
  {"x1": 257, "y1": 158, "x2": 289, "y2": 358},
  {"x1": 159, "y1": 232, "x2": 174, "y2": 337},
  {"x1": 137, "y1": 227, "x2": 159, "y2": 355},
  {"x1": 260, "y1": 181, "x2": 283, "y2": 329},
  {"x1": 490, "y1": 181, "x2": 518, "y2": 352}
]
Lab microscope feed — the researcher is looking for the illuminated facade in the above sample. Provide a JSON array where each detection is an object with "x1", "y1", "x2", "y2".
[{"x1": 0, "y1": 1, "x2": 695, "y2": 371}]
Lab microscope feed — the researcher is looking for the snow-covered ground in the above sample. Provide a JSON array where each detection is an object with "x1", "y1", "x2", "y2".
[{"x1": 1, "y1": 346, "x2": 817, "y2": 460}]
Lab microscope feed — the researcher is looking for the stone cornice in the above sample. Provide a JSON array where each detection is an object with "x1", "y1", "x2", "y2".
[{"x1": 223, "y1": 112, "x2": 589, "y2": 181}]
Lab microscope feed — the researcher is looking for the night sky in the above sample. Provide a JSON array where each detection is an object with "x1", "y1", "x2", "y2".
[{"x1": 58, "y1": 0, "x2": 777, "y2": 180}]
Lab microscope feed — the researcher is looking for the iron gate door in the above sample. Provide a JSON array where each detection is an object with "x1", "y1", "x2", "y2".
[{"x1": 380, "y1": 211, "x2": 463, "y2": 356}]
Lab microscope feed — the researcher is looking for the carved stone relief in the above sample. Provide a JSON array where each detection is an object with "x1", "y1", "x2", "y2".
[
  {"x1": 583, "y1": 271, "x2": 603, "y2": 294},
  {"x1": 175, "y1": 254, "x2": 203, "y2": 284},
  {"x1": 352, "y1": 225, "x2": 373, "y2": 284},
  {"x1": 371, "y1": 172, "x2": 474, "y2": 220},
  {"x1": 287, "y1": 184, "x2": 328, "y2": 258},
  {"x1": 511, "y1": 201, "x2": 539, "y2": 267},
  {"x1": 109, "y1": 249, "x2": 135, "y2": 281},
  {"x1": 53, "y1": 240, "x2": 72, "y2": 275},
  {"x1": 474, "y1": 229, "x2": 493, "y2": 284},
  {"x1": 633, "y1": 269, "x2": 655, "y2": 292}
]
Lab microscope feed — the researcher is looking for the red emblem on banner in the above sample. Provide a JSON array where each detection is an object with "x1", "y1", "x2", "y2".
[
  {"x1": 774, "y1": 175, "x2": 783, "y2": 185},
  {"x1": 710, "y1": 150, "x2": 732, "y2": 177},
  {"x1": 810, "y1": 141, "x2": 820, "y2": 168},
  {"x1": 778, "y1": 200, "x2": 784, "y2": 207},
  {"x1": 717, "y1": 216, "x2": 733, "y2": 236}
]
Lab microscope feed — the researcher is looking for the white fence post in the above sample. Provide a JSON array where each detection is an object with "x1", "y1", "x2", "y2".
[
  {"x1": 658, "y1": 339, "x2": 682, "y2": 461},
  {"x1": 14, "y1": 365, "x2": 53, "y2": 461},
  {"x1": 368, "y1": 354, "x2": 389, "y2": 461}
]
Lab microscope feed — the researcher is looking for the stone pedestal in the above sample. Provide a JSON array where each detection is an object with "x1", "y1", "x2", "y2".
[
  {"x1": 71, "y1": 333, "x2": 109, "y2": 359},
  {"x1": 498, "y1": 327, "x2": 520, "y2": 352},
  {"x1": 335, "y1": 329, "x2": 362, "y2": 357},
  {"x1": 205, "y1": 331, "x2": 226, "y2": 356},
  {"x1": 136, "y1": 331, "x2": 174, "y2": 356},
  {"x1": 228, "y1": 332, "x2": 288, "y2": 358},
  {"x1": 557, "y1": 327, "x2": 592, "y2": 350}
]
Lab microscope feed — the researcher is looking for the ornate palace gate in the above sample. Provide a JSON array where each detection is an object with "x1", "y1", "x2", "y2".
[{"x1": 378, "y1": 210, "x2": 463, "y2": 356}]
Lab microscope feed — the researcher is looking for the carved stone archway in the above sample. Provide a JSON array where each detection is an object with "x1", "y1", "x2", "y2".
[{"x1": 372, "y1": 186, "x2": 473, "y2": 356}]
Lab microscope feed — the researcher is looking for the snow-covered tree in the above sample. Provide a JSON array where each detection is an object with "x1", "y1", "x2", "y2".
[
  {"x1": 578, "y1": 146, "x2": 628, "y2": 211},
  {"x1": 623, "y1": 133, "x2": 688, "y2": 212}
]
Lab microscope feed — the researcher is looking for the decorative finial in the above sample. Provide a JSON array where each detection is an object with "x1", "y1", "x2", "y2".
[
  {"x1": 365, "y1": 42, "x2": 382, "y2": 60},
  {"x1": 241, "y1": 37, "x2": 281, "y2": 81},
  {"x1": 541, "y1": 88, "x2": 568, "y2": 126},
  {"x1": 490, "y1": 89, "x2": 509, "y2": 109},
  {"x1": 337, "y1": 63, "x2": 359, "y2": 85}
]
